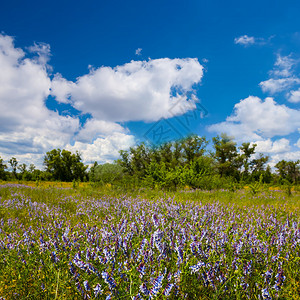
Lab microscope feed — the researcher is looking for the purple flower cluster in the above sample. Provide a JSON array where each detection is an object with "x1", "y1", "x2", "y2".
[{"x1": 0, "y1": 184, "x2": 299, "y2": 299}]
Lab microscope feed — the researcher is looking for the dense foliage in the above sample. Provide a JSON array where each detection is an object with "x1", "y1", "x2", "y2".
[
  {"x1": 0, "y1": 135, "x2": 299, "y2": 189},
  {"x1": 116, "y1": 135, "x2": 299, "y2": 190}
]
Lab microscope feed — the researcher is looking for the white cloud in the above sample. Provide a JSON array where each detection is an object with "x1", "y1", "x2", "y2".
[
  {"x1": 66, "y1": 132, "x2": 135, "y2": 164},
  {"x1": 27, "y1": 42, "x2": 51, "y2": 66},
  {"x1": 75, "y1": 119, "x2": 127, "y2": 143},
  {"x1": 0, "y1": 34, "x2": 205, "y2": 167},
  {"x1": 253, "y1": 138, "x2": 291, "y2": 154},
  {"x1": 259, "y1": 78, "x2": 300, "y2": 94},
  {"x1": 208, "y1": 96, "x2": 300, "y2": 141},
  {"x1": 288, "y1": 89, "x2": 300, "y2": 103},
  {"x1": 268, "y1": 151, "x2": 300, "y2": 168},
  {"x1": 271, "y1": 54, "x2": 296, "y2": 77},
  {"x1": 260, "y1": 54, "x2": 300, "y2": 97},
  {"x1": 234, "y1": 35, "x2": 255, "y2": 46},
  {"x1": 135, "y1": 48, "x2": 142, "y2": 55},
  {"x1": 0, "y1": 34, "x2": 80, "y2": 154},
  {"x1": 51, "y1": 58, "x2": 204, "y2": 122},
  {"x1": 295, "y1": 138, "x2": 300, "y2": 148},
  {"x1": 0, "y1": 34, "x2": 134, "y2": 166}
]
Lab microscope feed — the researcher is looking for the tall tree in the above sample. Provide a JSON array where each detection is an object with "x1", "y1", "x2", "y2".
[
  {"x1": 275, "y1": 160, "x2": 300, "y2": 184},
  {"x1": 181, "y1": 135, "x2": 208, "y2": 164},
  {"x1": 9, "y1": 157, "x2": 18, "y2": 179},
  {"x1": 212, "y1": 134, "x2": 239, "y2": 178},
  {"x1": 44, "y1": 149, "x2": 88, "y2": 181},
  {"x1": 0, "y1": 156, "x2": 7, "y2": 180},
  {"x1": 250, "y1": 153, "x2": 269, "y2": 181},
  {"x1": 239, "y1": 142, "x2": 257, "y2": 180}
]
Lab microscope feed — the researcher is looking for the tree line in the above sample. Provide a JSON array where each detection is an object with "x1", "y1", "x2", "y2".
[{"x1": 0, "y1": 134, "x2": 299, "y2": 189}]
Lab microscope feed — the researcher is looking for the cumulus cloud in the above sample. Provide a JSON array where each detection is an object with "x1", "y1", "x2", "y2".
[
  {"x1": 288, "y1": 89, "x2": 300, "y2": 103},
  {"x1": 268, "y1": 151, "x2": 300, "y2": 168},
  {"x1": 259, "y1": 78, "x2": 300, "y2": 94},
  {"x1": 75, "y1": 119, "x2": 128, "y2": 143},
  {"x1": 208, "y1": 96, "x2": 300, "y2": 141},
  {"x1": 51, "y1": 58, "x2": 204, "y2": 122},
  {"x1": 0, "y1": 33, "x2": 205, "y2": 167},
  {"x1": 253, "y1": 138, "x2": 291, "y2": 154},
  {"x1": 66, "y1": 132, "x2": 135, "y2": 164},
  {"x1": 0, "y1": 34, "x2": 80, "y2": 154},
  {"x1": 234, "y1": 35, "x2": 255, "y2": 46},
  {"x1": 0, "y1": 34, "x2": 135, "y2": 166}
]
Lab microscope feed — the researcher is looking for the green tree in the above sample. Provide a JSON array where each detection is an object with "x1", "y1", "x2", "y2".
[
  {"x1": 9, "y1": 157, "x2": 18, "y2": 179},
  {"x1": 250, "y1": 153, "x2": 269, "y2": 181},
  {"x1": 44, "y1": 149, "x2": 88, "y2": 181},
  {"x1": 181, "y1": 135, "x2": 208, "y2": 164},
  {"x1": 239, "y1": 142, "x2": 257, "y2": 181},
  {"x1": 89, "y1": 161, "x2": 98, "y2": 182},
  {"x1": 212, "y1": 134, "x2": 240, "y2": 178},
  {"x1": 93, "y1": 163, "x2": 123, "y2": 184},
  {"x1": 275, "y1": 160, "x2": 300, "y2": 184},
  {"x1": 0, "y1": 156, "x2": 7, "y2": 180}
]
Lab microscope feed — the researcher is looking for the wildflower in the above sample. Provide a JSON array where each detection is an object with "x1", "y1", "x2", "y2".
[
  {"x1": 190, "y1": 261, "x2": 205, "y2": 274},
  {"x1": 101, "y1": 271, "x2": 116, "y2": 290},
  {"x1": 175, "y1": 243, "x2": 183, "y2": 263},
  {"x1": 243, "y1": 260, "x2": 252, "y2": 275},
  {"x1": 163, "y1": 283, "x2": 174, "y2": 296},
  {"x1": 261, "y1": 288, "x2": 272, "y2": 300},
  {"x1": 50, "y1": 251, "x2": 59, "y2": 263},
  {"x1": 139, "y1": 282, "x2": 150, "y2": 295},
  {"x1": 174, "y1": 270, "x2": 181, "y2": 282},
  {"x1": 264, "y1": 268, "x2": 273, "y2": 284},
  {"x1": 273, "y1": 269, "x2": 286, "y2": 291},
  {"x1": 69, "y1": 261, "x2": 76, "y2": 275},
  {"x1": 152, "y1": 214, "x2": 159, "y2": 228},
  {"x1": 137, "y1": 263, "x2": 146, "y2": 277},
  {"x1": 150, "y1": 274, "x2": 164, "y2": 297},
  {"x1": 93, "y1": 283, "x2": 103, "y2": 297}
]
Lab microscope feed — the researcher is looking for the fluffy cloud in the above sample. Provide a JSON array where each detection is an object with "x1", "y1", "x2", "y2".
[
  {"x1": 51, "y1": 58, "x2": 204, "y2": 122},
  {"x1": 271, "y1": 54, "x2": 296, "y2": 77},
  {"x1": 288, "y1": 89, "x2": 300, "y2": 103},
  {"x1": 75, "y1": 119, "x2": 128, "y2": 143},
  {"x1": 66, "y1": 133, "x2": 135, "y2": 164},
  {"x1": 259, "y1": 78, "x2": 300, "y2": 94},
  {"x1": 0, "y1": 34, "x2": 80, "y2": 155},
  {"x1": 268, "y1": 151, "x2": 300, "y2": 168},
  {"x1": 260, "y1": 54, "x2": 300, "y2": 98},
  {"x1": 0, "y1": 34, "x2": 134, "y2": 166},
  {"x1": 234, "y1": 35, "x2": 255, "y2": 46},
  {"x1": 0, "y1": 34, "x2": 204, "y2": 167},
  {"x1": 208, "y1": 96, "x2": 300, "y2": 141},
  {"x1": 253, "y1": 138, "x2": 291, "y2": 154}
]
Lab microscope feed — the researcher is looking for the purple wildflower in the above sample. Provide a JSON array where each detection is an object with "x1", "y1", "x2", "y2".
[
  {"x1": 150, "y1": 274, "x2": 164, "y2": 297},
  {"x1": 83, "y1": 280, "x2": 90, "y2": 291},
  {"x1": 190, "y1": 261, "x2": 205, "y2": 274},
  {"x1": 93, "y1": 283, "x2": 103, "y2": 297}
]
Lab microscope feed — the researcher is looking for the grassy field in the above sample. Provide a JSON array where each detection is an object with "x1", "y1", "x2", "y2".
[{"x1": 0, "y1": 182, "x2": 299, "y2": 299}]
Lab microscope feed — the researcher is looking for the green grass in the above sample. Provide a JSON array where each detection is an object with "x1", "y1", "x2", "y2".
[{"x1": 0, "y1": 182, "x2": 299, "y2": 299}]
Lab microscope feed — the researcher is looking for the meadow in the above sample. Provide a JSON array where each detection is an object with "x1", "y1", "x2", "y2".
[{"x1": 0, "y1": 182, "x2": 299, "y2": 299}]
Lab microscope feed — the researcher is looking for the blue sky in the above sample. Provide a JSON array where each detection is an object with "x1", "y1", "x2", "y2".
[{"x1": 0, "y1": 0, "x2": 300, "y2": 168}]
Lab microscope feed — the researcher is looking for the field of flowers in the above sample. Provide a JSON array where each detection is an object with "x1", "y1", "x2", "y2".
[{"x1": 0, "y1": 183, "x2": 299, "y2": 299}]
